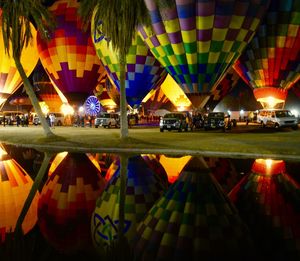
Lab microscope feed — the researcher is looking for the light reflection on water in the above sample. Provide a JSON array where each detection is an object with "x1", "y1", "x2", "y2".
[{"x1": 0, "y1": 143, "x2": 300, "y2": 260}]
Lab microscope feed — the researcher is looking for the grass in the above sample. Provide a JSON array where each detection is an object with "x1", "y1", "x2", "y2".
[{"x1": 0, "y1": 124, "x2": 300, "y2": 161}]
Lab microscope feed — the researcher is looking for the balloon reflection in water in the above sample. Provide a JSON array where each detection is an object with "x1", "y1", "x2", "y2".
[
  {"x1": 229, "y1": 159, "x2": 300, "y2": 259},
  {"x1": 205, "y1": 157, "x2": 241, "y2": 194},
  {"x1": 159, "y1": 155, "x2": 192, "y2": 184},
  {"x1": 91, "y1": 155, "x2": 167, "y2": 252},
  {"x1": 139, "y1": 0, "x2": 270, "y2": 108},
  {"x1": 0, "y1": 146, "x2": 39, "y2": 243},
  {"x1": 38, "y1": 153, "x2": 106, "y2": 254},
  {"x1": 134, "y1": 157, "x2": 254, "y2": 260}
]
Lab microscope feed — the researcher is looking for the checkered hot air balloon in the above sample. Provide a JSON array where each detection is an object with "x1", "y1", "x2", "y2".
[
  {"x1": 0, "y1": 146, "x2": 39, "y2": 243},
  {"x1": 92, "y1": 20, "x2": 167, "y2": 108},
  {"x1": 139, "y1": 0, "x2": 270, "y2": 109},
  {"x1": 91, "y1": 155, "x2": 167, "y2": 252},
  {"x1": 228, "y1": 159, "x2": 300, "y2": 259},
  {"x1": 0, "y1": 15, "x2": 39, "y2": 106},
  {"x1": 134, "y1": 157, "x2": 254, "y2": 260},
  {"x1": 205, "y1": 157, "x2": 242, "y2": 194},
  {"x1": 36, "y1": 0, "x2": 105, "y2": 107},
  {"x1": 38, "y1": 152, "x2": 106, "y2": 254},
  {"x1": 204, "y1": 68, "x2": 241, "y2": 111},
  {"x1": 233, "y1": 0, "x2": 300, "y2": 109}
]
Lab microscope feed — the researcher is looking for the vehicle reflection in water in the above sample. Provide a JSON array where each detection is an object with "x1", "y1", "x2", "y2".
[{"x1": 0, "y1": 143, "x2": 300, "y2": 260}]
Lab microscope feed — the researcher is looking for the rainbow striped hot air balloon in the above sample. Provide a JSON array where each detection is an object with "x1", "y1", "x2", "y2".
[
  {"x1": 0, "y1": 14, "x2": 39, "y2": 106},
  {"x1": 38, "y1": 152, "x2": 106, "y2": 254},
  {"x1": 37, "y1": 0, "x2": 105, "y2": 108},
  {"x1": 233, "y1": 0, "x2": 300, "y2": 109},
  {"x1": 134, "y1": 157, "x2": 254, "y2": 260},
  {"x1": 92, "y1": 19, "x2": 167, "y2": 108},
  {"x1": 0, "y1": 145, "x2": 39, "y2": 243},
  {"x1": 139, "y1": 0, "x2": 270, "y2": 109},
  {"x1": 228, "y1": 158, "x2": 300, "y2": 259},
  {"x1": 91, "y1": 155, "x2": 167, "y2": 252}
]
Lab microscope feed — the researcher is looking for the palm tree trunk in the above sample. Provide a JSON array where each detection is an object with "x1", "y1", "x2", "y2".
[
  {"x1": 15, "y1": 152, "x2": 53, "y2": 232},
  {"x1": 119, "y1": 53, "x2": 128, "y2": 139},
  {"x1": 118, "y1": 154, "x2": 128, "y2": 241},
  {"x1": 14, "y1": 57, "x2": 55, "y2": 137}
]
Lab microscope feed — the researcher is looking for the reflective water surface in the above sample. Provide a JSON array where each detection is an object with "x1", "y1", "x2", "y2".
[{"x1": 0, "y1": 143, "x2": 300, "y2": 260}]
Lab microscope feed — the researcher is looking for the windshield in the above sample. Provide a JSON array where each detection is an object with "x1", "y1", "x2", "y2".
[{"x1": 275, "y1": 110, "x2": 293, "y2": 118}]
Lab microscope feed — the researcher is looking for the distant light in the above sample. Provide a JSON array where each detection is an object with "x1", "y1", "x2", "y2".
[
  {"x1": 291, "y1": 109, "x2": 299, "y2": 117},
  {"x1": 60, "y1": 103, "x2": 74, "y2": 115},
  {"x1": 78, "y1": 106, "x2": 85, "y2": 113},
  {"x1": 240, "y1": 109, "x2": 244, "y2": 115},
  {"x1": 227, "y1": 110, "x2": 231, "y2": 116}
]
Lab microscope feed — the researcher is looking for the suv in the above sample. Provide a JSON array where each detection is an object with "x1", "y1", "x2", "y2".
[
  {"x1": 95, "y1": 112, "x2": 120, "y2": 128},
  {"x1": 159, "y1": 112, "x2": 191, "y2": 132},
  {"x1": 204, "y1": 112, "x2": 231, "y2": 132},
  {"x1": 257, "y1": 109, "x2": 298, "y2": 130}
]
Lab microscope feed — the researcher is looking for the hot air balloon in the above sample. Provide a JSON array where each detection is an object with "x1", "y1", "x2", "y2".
[
  {"x1": 204, "y1": 68, "x2": 241, "y2": 111},
  {"x1": 92, "y1": 20, "x2": 167, "y2": 108},
  {"x1": 91, "y1": 155, "x2": 167, "y2": 252},
  {"x1": 0, "y1": 15, "x2": 39, "y2": 106},
  {"x1": 139, "y1": 0, "x2": 270, "y2": 109},
  {"x1": 38, "y1": 152, "x2": 106, "y2": 254},
  {"x1": 0, "y1": 145, "x2": 39, "y2": 243},
  {"x1": 228, "y1": 158, "x2": 300, "y2": 259},
  {"x1": 159, "y1": 74, "x2": 192, "y2": 111},
  {"x1": 233, "y1": 0, "x2": 300, "y2": 109},
  {"x1": 142, "y1": 86, "x2": 176, "y2": 114},
  {"x1": 134, "y1": 157, "x2": 254, "y2": 260},
  {"x1": 32, "y1": 62, "x2": 63, "y2": 113},
  {"x1": 36, "y1": 0, "x2": 105, "y2": 109},
  {"x1": 93, "y1": 75, "x2": 118, "y2": 112}
]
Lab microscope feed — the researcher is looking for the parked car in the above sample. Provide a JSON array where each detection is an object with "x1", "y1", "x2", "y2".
[
  {"x1": 159, "y1": 112, "x2": 191, "y2": 132},
  {"x1": 204, "y1": 112, "x2": 231, "y2": 132},
  {"x1": 257, "y1": 109, "x2": 298, "y2": 130},
  {"x1": 95, "y1": 112, "x2": 120, "y2": 128}
]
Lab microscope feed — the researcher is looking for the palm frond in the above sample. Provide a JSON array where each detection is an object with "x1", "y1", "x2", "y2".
[
  {"x1": 1, "y1": 0, "x2": 55, "y2": 59},
  {"x1": 78, "y1": 0, "x2": 98, "y2": 32},
  {"x1": 93, "y1": 0, "x2": 150, "y2": 56}
]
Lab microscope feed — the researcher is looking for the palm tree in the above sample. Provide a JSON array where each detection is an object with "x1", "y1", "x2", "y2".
[
  {"x1": 79, "y1": 0, "x2": 152, "y2": 139},
  {"x1": 0, "y1": 0, "x2": 56, "y2": 137}
]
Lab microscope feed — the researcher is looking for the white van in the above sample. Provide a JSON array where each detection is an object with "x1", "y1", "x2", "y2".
[
  {"x1": 33, "y1": 112, "x2": 65, "y2": 126},
  {"x1": 257, "y1": 109, "x2": 298, "y2": 130}
]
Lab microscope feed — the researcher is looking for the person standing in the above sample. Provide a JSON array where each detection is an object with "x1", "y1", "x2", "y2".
[{"x1": 49, "y1": 113, "x2": 56, "y2": 128}]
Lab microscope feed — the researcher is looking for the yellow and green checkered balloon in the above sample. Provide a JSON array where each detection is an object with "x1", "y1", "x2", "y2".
[
  {"x1": 92, "y1": 21, "x2": 167, "y2": 108},
  {"x1": 91, "y1": 155, "x2": 167, "y2": 252},
  {"x1": 134, "y1": 157, "x2": 254, "y2": 260},
  {"x1": 139, "y1": 0, "x2": 270, "y2": 107}
]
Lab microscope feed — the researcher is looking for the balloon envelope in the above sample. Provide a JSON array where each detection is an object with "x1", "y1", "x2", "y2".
[
  {"x1": 36, "y1": 0, "x2": 105, "y2": 106},
  {"x1": 0, "y1": 19, "x2": 39, "y2": 105},
  {"x1": 92, "y1": 19, "x2": 167, "y2": 108},
  {"x1": 139, "y1": 0, "x2": 270, "y2": 108},
  {"x1": 233, "y1": 0, "x2": 300, "y2": 108}
]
